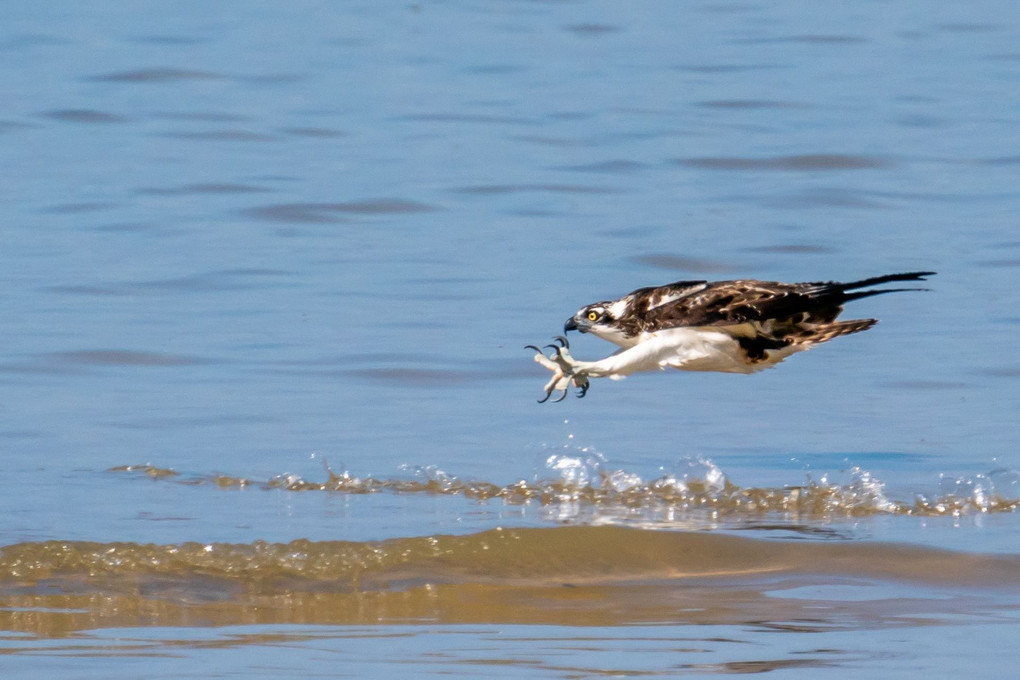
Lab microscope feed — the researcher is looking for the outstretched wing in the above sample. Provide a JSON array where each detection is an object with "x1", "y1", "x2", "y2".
[{"x1": 627, "y1": 272, "x2": 935, "y2": 333}]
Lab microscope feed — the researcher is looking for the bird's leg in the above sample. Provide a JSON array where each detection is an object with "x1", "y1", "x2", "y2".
[
  {"x1": 525, "y1": 344, "x2": 571, "y2": 402},
  {"x1": 525, "y1": 336, "x2": 590, "y2": 402}
]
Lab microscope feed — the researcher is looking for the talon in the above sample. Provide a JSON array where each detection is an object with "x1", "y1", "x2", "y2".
[{"x1": 528, "y1": 336, "x2": 584, "y2": 404}]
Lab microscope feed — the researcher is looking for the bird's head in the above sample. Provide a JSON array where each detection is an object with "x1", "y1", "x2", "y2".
[{"x1": 564, "y1": 301, "x2": 633, "y2": 347}]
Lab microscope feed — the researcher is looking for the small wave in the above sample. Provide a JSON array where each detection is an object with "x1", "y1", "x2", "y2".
[
  {"x1": 2, "y1": 526, "x2": 1018, "y2": 590},
  {"x1": 109, "y1": 456, "x2": 1020, "y2": 519},
  {"x1": 674, "y1": 153, "x2": 893, "y2": 171},
  {"x1": 3, "y1": 526, "x2": 1018, "y2": 635}
]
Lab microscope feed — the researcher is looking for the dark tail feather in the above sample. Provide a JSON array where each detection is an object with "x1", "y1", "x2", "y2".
[
  {"x1": 841, "y1": 286, "x2": 931, "y2": 303},
  {"x1": 805, "y1": 271, "x2": 935, "y2": 304},
  {"x1": 841, "y1": 271, "x2": 936, "y2": 290}
]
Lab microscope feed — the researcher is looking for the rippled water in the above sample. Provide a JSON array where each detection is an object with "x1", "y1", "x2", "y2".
[{"x1": 2, "y1": 1, "x2": 1020, "y2": 677}]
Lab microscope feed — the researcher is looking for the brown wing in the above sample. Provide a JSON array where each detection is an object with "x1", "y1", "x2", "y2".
[
  {"x1": 636, "y1": 279, "x2": 840, "y2": 329},
  {"x1": 625, "y1": 271, "x2": 934, "y2": 334},
  {"x1": 612, "y1": 273, "x2": 934, "y2": 342}
]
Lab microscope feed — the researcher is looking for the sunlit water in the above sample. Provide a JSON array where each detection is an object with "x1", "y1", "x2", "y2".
[{"x1": 2, "y1": 1, "x2": 1020, "y2": 677}]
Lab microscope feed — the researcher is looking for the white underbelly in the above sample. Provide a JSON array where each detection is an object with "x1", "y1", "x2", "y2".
[{"x1": 645, "y1": 328, "x2": 807, "y2": 374}]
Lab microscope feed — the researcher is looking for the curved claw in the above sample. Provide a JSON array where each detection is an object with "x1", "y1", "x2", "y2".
[{"x1": 528, "y1": 337, "x2": 584, "y2": 404}]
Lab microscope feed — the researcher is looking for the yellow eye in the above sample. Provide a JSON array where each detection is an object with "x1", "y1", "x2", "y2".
[{"x1": 587, "y1": 311, "x2": 599, "y2": 321}]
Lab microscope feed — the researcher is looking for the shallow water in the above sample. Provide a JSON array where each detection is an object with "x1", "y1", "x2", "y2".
[{"x1": 2, "y1": 0, "x2": 1020, "y2": 677}]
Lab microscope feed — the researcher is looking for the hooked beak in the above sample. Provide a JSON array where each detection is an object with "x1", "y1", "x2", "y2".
[{"x1": 564, "y1": 317, "x2": 588, "y2": 333}]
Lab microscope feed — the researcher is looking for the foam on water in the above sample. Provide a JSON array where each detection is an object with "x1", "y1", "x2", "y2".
[{"x1": 109, "y1": 453, "x2": 1020, "y2": 521}]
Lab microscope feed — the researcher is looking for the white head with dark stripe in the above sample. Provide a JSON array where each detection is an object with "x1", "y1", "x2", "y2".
[{"x1": 564, "y1": 297, "x2": 641, "y2": 348}]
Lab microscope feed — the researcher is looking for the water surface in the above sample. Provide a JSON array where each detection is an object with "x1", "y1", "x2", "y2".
[{"x1": 1, "y1": 1, "x2": 1019, "y2": 677}]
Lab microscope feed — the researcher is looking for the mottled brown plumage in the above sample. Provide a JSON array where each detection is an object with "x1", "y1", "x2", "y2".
[
  {"x1": 574, "y1": 272, "x2": 934, "y2": 358},
  {"x1": 529, "y1": 272, "x2": 935, "y2": 402}
]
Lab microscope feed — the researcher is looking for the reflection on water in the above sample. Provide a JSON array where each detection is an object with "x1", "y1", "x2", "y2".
[{"x1": 0, "y1": 621, "x2": 1003, "y2": 678}]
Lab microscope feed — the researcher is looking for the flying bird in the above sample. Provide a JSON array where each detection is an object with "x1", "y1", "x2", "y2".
[{"x1": 526, "y1": 271, "x2": 935, "y2": 402}]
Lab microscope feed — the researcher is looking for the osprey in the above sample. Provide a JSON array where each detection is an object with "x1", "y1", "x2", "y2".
[{"x1": 527, "y1": 271, "x2": 935, "y2": 402}]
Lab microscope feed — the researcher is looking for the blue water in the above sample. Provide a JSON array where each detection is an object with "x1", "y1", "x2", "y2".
[{"x1": 2, "y1": 1, "x2": 1019, "y2": 677}]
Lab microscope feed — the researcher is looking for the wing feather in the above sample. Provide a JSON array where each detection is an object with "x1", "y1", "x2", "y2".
[
  {"x1": 620, "y1": 272, "x2": 933, "y2": 333},
  {"x1": 616, "y1": 280, "x2": 813, "y2": 333}
]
